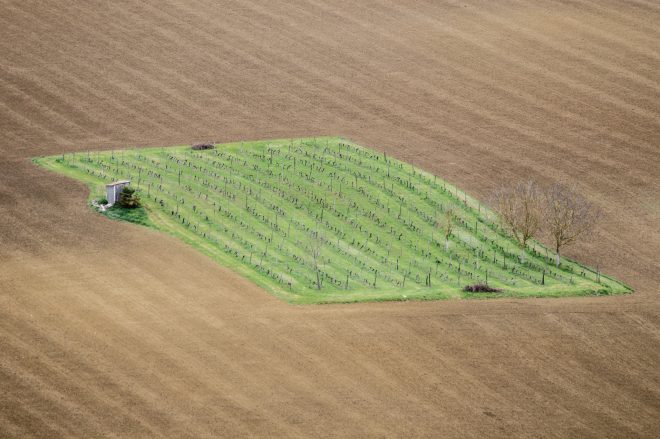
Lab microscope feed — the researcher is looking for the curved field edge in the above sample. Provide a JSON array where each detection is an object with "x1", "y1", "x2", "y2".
[
  {"x1": 32, "y1": 138, "x2": 632, "y2": 305},
  {"x1": 32, "y1": 153, "x2": 305, "y2": 304}
]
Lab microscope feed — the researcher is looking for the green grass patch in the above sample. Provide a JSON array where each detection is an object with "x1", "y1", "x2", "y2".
[
  {"x1": 33, "y1": 137, "x2": 632, "y2": 304},
  {"x1": 102, "y1": 205, "x2": 151, "y2": 226}
]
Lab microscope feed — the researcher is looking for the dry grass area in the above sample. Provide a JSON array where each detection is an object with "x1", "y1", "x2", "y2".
[{"x1": 1, "y1": 0, "x2": 659, "y2": 437}]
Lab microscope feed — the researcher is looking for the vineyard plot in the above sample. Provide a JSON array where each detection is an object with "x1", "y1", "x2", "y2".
[{"x1": 35, "y1": 138, "x2": 630, "y2": 303}]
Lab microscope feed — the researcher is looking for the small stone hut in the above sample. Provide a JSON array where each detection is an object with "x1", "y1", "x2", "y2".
[{"x1": 105, "y1": 180, "x2": 130, "y2": 206}]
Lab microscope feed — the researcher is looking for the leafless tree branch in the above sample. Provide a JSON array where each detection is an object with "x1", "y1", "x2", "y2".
[
  {"x1": 544, "y1": 182, "x2": 600, "y2": 267},
  {"x1": 490, "y1": 179, "x2": 544, "y2": 263}
]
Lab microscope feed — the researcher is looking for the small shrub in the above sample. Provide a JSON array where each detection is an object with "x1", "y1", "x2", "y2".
[
  {"x1": 192, "y1": 143, "x2": 215, "y2": 151},
  {"x1": 117, "y1": 186, "x2": 140, "y2": 208},
  {"x1": 463, "y1": 284, "x2": 501, "y2": 293},
  {"x1": 98, "y1": 197, "x2": 108, "y2": 205}
]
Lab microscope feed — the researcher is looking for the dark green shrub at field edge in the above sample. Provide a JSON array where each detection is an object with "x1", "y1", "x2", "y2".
[
  {"x1": 192, "y1": 143, "x2": 215, "y2": 150},
  {"x1": 117, "y1": 186, "x2": 140, "y2": 208},
  {"x1": 463, "y1": 284, "x2": 502, "y2": 293}
]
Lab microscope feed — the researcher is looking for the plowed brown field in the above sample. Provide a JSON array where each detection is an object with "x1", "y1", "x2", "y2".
[{"x1": 1, "y1": 1, "x2": 659, "y2": 437}]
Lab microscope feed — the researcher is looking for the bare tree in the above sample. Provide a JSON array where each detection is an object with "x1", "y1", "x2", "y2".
[
  {"x1": 544, "y1": 182, "x2": 600, "y2": 267},
  {"x1": 491, "y1": 180, "x2": 544, "y2": 263},
  {"x1": 307, "y1": 230, "x2": 325, "y2": 290}
]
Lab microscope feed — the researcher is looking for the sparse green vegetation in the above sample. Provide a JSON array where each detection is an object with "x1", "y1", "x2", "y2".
[
  {"x1": 34, "y1": 137, "x2": 631, "y2": 304},
  {"x1": 103, "y1": 204, "x2": 151, "y2": 226}
]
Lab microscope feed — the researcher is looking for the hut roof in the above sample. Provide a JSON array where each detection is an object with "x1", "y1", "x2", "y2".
[{"x1": 105, "y1": 180, "x2": 130, "y2": 187}]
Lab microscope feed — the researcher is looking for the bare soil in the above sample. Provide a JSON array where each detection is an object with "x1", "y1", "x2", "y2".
[{"x1": 1, "y1": 1, "x2": 659, "y2": 437}]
